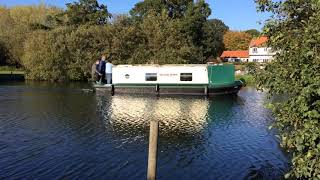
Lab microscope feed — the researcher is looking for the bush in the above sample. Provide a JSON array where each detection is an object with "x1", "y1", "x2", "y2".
[
  {"x1": 245, "y1": 62, "x2": 258, "y2": 75},
  {"x1": 256, "y1": 0, "x2": 320, "y2": 178},
  {"x1": 23, "y1": 25, "x2": 112, "y2": 81},
  {"x1": 236, "y1": 74, "x2": 255, "y2": 85}
]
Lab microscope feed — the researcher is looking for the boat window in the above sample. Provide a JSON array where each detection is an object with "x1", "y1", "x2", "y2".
[
  {"x1": 145, "y1": 73, "x2": 157, "y2": 81},
  {"x1": 180, "y1": 73, "x2": 192, "y2": 81}
]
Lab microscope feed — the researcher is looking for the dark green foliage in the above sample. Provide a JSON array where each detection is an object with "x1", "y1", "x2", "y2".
[
  {"x1": 136, "y1": 12, "x2": 202, "y2": 64},
  {"x1": 245, "y1": 29, "x2": 260, "y2": 37},
  {"x1": 130, "y1": 0, "x2": 215, "y2": 62},
  {"x1": 202, "y1": 19, "x2": 229, "y2": 59},
  {"x1": 130, "y1": 0, "x2": 192, "y2": 20},
  {"x1": 0, "y1": 41, "x2": 10, "y2": 66},
  {"x1": 181, "y1": 0, "x2": 211, "y2": 47},
  {"x1": 62, "y1": 0, "x2": 111, "y2": 26},
  {"x1": 0, "y1": 5, "x2": 61, "y2": 67},
  {"x1": 255, "y1": 0, "x2": 320, "y2": 178},
  {"x1": 23, "y1": 25, "x2": 111, "y2": 81},
  {"x1": 245, "y1": 62, "x2": 258, "y2": 75}
]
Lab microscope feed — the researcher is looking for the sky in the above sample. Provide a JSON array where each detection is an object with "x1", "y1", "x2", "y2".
[{"x1": 0, "y1": 0, "x2": 271, "y2": 31}]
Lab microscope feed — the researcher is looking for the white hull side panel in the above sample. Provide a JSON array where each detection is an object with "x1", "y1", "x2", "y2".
[{"x1": 112, "y1": 65, "x2": 209, "y2": 85}]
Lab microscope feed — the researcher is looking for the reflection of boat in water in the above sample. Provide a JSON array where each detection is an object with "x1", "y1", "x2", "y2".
[
  {"x1": 94, "y1": 64, "x2": 244, "y2": 96},
  {"x1": 102, "y1": 95, "x2": 210, "y2": 136}
]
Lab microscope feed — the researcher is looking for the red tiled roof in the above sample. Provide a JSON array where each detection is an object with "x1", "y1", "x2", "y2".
[
  {"x1": 220, "y1": 50, "x2": 249, "y2": 58},
  {"x1": 250, "y1": 36, "x2": 268, "y2": 47}
]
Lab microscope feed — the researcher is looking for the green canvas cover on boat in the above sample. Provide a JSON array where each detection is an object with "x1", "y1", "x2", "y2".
[{"x1": 208, "y1": 64, "x2": 235, "y2": 88}]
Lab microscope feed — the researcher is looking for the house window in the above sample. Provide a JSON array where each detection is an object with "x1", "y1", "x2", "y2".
[
  {"x1": 145, "y1": 73, "x2": 157, "y2": 81},
  {"x1": 252, "y1": 48, "x2": 258, "y2": 53},
  {"x1": 180, "y1": 73, "x2": 192, "y2": 81}
]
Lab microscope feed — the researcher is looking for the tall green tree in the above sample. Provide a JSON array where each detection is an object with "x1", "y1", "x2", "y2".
[
  {"x1": 130, "y1": 0, "x2": 192, "y2": 20},
  {"x1": 255, "y1": 0, "x2": 320, "y2": 178},
  {"x1": 60, "y1": 0, "x2": 111, "y2": 26},
  {"x1": 181, "y1": 0, "x2": 211, "y2": 46},
  {"x1": 202, "y1": 19, "x2": 229, "y2": 59},
  {"x1": 137, "y1": 11, "x2": 201, "y2": 64},
  {"x1": 130, "y1": 0, "x2": 212, "y2": 62}
]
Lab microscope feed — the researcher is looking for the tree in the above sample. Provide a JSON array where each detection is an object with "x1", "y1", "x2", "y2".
[
  {"x1": 0, "y1": 5, "x2": 61, "y2": 67},
  {"x1": 130, "y1": 0, "x2": 212, "y2": 63},
  {"x1": 130, "y1": 0, "x2": 192, "y2": 20},
  {"x1": 23, "y1": 25, "x2": 114, "y2": 81},
  {"x1": 22, "y1": 28, "x2": 70, "y2": 81},
  {"x1": 141, "y1": 13, "x2": 200, "y2": 64},
  {"x1": 223, "y1": 31, "x2": 252, "y2": 50},
  {"x1": 60, "y1": 0, "x2": 111, "y2": 26},
  {"x1": 202, "y1": 19, "x2": 229, "y2": 59},
  {"x1": 245, "y1": 29, "x2": 260, "y2": 37},
  {"x1": 180, "y1": 0, "x2": 211, "y2": 62},
  {"x1": 255, "y1": 0, "x2": 320, "y2": 178}
]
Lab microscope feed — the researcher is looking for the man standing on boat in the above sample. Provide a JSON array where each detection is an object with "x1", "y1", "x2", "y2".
[
  {"x1": 98, "y1": 55, "x2": 106, "y2": 83},
  {"x1": 105, "y1": 59, "x2": 113, "y2": 84},
  {"x1": 92, "y1": 59, "x2": 101, "y2": 83}
]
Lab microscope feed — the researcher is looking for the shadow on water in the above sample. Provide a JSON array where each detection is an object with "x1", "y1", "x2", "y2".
[{"x1": 0, "y1": 82, "x2": 289, "y2": 179}]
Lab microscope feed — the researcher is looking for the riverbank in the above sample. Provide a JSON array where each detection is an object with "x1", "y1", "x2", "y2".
[
  {"x1": 0, "y1": 71, "x2": 25, "y2": 81},
  {"x1": 0, "y1": 66, "x2": 25, "y2": 81},
  {"x1": 236, "y1": 74, "x2": 255, "y2": 86}
]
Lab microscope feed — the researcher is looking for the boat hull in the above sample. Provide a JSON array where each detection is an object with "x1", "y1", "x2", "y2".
[{"x1": 93, "y1": 81, "x2": 243, "y2": 96}]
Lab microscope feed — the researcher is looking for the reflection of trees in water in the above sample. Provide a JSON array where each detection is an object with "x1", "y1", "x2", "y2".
[
  {"x1": 94, "y1": 92, "x2": 247, "y2": 144},
  {"x1": 206, "y1": 95, "x2": 244, "y2": 124},
  {"x1": 95, "y1": 93, "x2": 211, "y2": 139}
]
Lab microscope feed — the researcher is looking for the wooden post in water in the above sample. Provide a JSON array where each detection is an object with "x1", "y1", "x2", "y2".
[
  {"x1": 204, "y1": 86, "x2": 208, "y2": 96},
  {"x1": 147, "y1": 120, "x2": 159, "y2": 180},
  {"x1": 111, "y1": 84, "x2": 115, "y2": 96},
  {"x1": 155, "y1": 84, "x2": 160, "y2": 96}
]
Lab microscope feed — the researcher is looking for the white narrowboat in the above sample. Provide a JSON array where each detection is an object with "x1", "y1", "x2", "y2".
[{"x1": 94, "y1": 64, "x2": 244, "y2": 96}]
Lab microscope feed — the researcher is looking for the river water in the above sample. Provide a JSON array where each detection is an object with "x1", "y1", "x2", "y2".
[{"x1": 0, "y1": 82, "x2": 289, "y2": 179}]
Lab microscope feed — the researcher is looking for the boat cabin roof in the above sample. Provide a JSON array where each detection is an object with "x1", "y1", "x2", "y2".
[{"x1": 115, "y1": 64, "x2": 210, "y2": 68}]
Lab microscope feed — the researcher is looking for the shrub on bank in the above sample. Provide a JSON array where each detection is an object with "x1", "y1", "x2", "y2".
[
  {"x1": 256, "y1": 0, "x2": 320, "y2": 178},
  {"x1": 236, "y1": 74, "x2": 255, "y2": 85}
]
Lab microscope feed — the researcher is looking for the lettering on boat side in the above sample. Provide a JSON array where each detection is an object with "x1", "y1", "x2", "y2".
[{"x1": 159, "y1": 73, "x2": 178, "y2": 77}]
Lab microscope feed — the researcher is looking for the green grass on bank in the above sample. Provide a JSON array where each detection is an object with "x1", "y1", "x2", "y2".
[
  {"x1": 236, "y1": 74, "x2": 256, "y2": 86},
  {"x1": 0, "y1": 71, "x2": 25, "y2": 74},
  {"x1": 235, "y1": 64, "x2": 245, "y2": 71},
  {"x1": 0, "y1": 66, "x2": 24, "y2": 74}
]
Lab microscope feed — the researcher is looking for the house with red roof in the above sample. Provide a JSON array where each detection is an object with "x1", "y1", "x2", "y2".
[
  {"x1": 249, "y1": 36, "x2": 275, "y2": 63},
  {"x1": 220, "y1": 36, "x2": 275, "y2": 63},
  {"x1": 220, "y1": 50, "x2": 249, "y2": 62}
]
